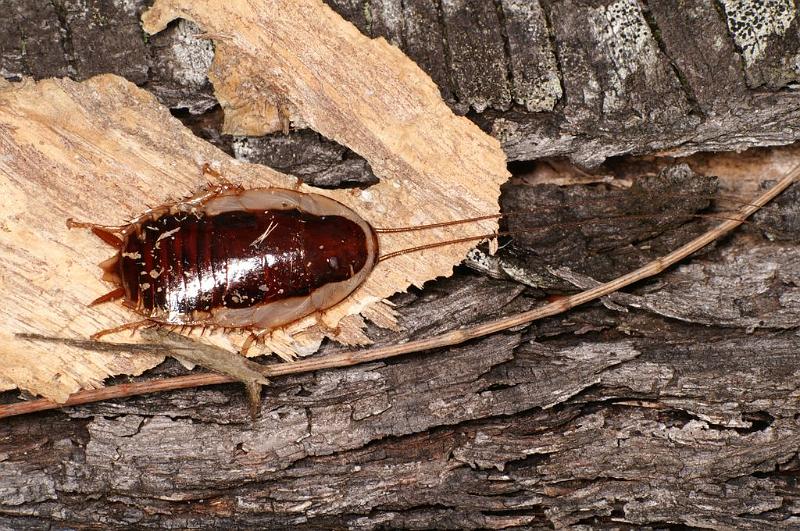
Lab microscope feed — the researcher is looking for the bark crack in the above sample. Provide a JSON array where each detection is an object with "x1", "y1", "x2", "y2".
[
  {"x1": 49, "y1": 0, "x2": 76, "y2": 77},
  {"x1": 639, "y1": 4, "x2": 704, "y2": 118},
  {"x1": 435, "y1": 0, "x2": 459, "y2": 106},
  {"x1": 492, "y1": 0, "x2": 516, "y2": 107}
]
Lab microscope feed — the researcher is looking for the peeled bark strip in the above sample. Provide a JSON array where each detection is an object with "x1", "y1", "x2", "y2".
[{"x1": 0, "y1": 67, "x2": 504, "y2": 401}]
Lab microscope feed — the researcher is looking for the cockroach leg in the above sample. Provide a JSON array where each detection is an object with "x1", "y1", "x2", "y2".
[
  {"x1": 201, "y1": 162, "x2": 221, "y2": 179},
  {"x1": 66, "y1": 218, "x2": 125, "y2": 232},
  {"x1": 89, "y1": 287, "x2": 126, "y2": 307},
  {"x1": 240, "y1": 333, "x2": 257, "y2": 355},
  {"x1": 201, "y1": 162, "x2": 244, "y2": 194},
  {"x1": 90, "y1": 319, "x2": 155, "y2": 341},
  {"x1": 89, "y1": 227, "x2": 124, "y2": 248},
  {"x1": 241, "y1": 329, "x2": 270, "y2": 355},
  {"x1": 183, "y1": 180, "x2": 245, "y2": 207},
  {"x1": 66, "y1": 218, "x2": 125, "y2": 248}
]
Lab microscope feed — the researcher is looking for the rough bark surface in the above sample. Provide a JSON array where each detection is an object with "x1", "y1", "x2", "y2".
[
  {"x1": 5, "y1": 0, "x2": 800, "y2": 178},
  {"x1": 3, "y1": 0, "x2": 800, "y2": 529}
]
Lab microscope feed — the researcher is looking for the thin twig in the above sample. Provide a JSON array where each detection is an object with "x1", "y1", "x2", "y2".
[{"x1": 1, "y1": 166, "x2": 797, "y2": 420}]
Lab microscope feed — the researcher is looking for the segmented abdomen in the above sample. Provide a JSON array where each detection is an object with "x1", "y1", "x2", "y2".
[{"x1": 117, "y1": 210, "x2": 369, "y2": 321}]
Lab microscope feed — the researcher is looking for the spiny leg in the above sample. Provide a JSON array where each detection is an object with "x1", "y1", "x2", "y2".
[
  {"x1": 201, "y1": 162, "x2": 243, "y2": 193},
  {"x1": 181, "y1": 180, "x2": 245, "y2": 208},
  {"x1": 241, "y1": 329, "x2": 271, "y2": 355},
  {"x1": 241, "y1": 333, "x2": 257, "y2": 355},
  {"x1": 91, "y1": 319, "x2": 155, "y2": 340},
  {"x1": 241, "y1": 316, "x2": 333, "y2": 356},
  {"x1": 201, "y1": 162, "x2": 221, "y2": 178},
  {"x1": 89, "y1": 287, "x2": 126, "y2": 307},
  {"x1": 66, "y1": 218, "x2": 125, "y2": 248}
]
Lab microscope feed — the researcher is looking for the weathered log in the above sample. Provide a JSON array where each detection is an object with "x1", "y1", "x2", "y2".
[{"x1": 3, "y1": 1, "x2": 800, "y2": 528}]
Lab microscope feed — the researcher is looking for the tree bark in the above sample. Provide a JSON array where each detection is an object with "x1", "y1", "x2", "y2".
[{"x1": 2, "y1": 1, "x2": 800, "y2": 528}]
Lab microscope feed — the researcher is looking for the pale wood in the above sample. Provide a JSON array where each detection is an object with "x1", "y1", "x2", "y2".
[{"x1": 0, "y1": 52, "x2": 504, "y2": 402}]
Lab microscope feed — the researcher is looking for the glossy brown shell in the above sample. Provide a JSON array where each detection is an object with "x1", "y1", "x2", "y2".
[{"x1": 100, "y1": 188, "x2": 379, "y2": 330}]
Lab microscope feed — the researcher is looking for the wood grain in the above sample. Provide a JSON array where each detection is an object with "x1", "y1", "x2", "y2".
[{"x1": 0, "y1": 54, "x2": 504, "y2": 401}]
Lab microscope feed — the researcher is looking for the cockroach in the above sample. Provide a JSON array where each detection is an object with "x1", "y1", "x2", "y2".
[
  {"x1": 69, "y1": 176, "x2": 517, "y2": 349},
  {"x1": 68, "y1": 183, "x2": 384, "y2": 344}
]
